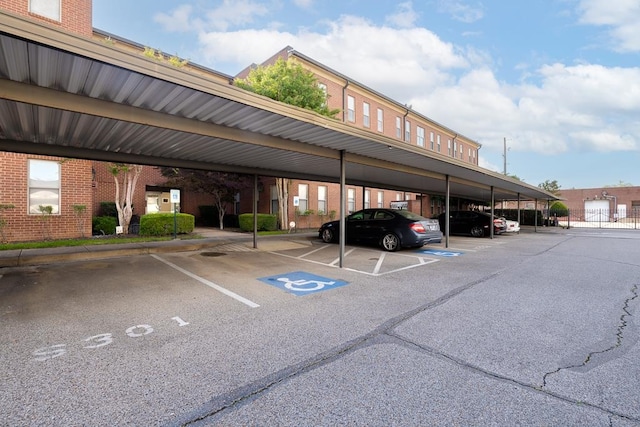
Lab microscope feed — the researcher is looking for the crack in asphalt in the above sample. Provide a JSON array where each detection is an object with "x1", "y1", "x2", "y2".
[
  {"x1": 172, "y1": 271, "x2": 503, "y2": 426},
  {"x1": 542, "y1": 283, "x2": 638, "y2": 388},
  {"x1": 171, "y1": 245, "x2": 640, "y2": 426}
]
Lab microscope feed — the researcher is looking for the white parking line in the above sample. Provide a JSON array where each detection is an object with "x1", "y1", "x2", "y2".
[
  {"x1": 372, "y1": 252, "x2": 386, "y2": 275},
  {"x1": 150, "y1": 254, "x2": 259, "y2": 308},
  {"x1": 298, "y1": 245, "x2": 332, "y2": 258},
  {"x1": 330, "y1": 248, "x2": 356, "y2": 266}
]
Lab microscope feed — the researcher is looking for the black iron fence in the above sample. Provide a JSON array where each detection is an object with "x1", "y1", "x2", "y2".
[{"x1": 548, "y1": 209, "x2": 640, "y2": 230}]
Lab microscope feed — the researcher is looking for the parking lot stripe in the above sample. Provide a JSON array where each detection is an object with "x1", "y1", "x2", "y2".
[
  {"x1": 330, "y1": 248, "x2": 356, "y2": 266},
  {"x1": 373, "y1": 252, "x2": 386, "y2": 275},
  {"x1": 150, "y1": 254, "x2": 260, "y2": 308},
  {"x1": 299, "y1": 245, "x2": 332, "y2": 258}
]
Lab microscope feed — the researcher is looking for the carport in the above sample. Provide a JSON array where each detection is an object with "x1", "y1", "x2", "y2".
[{"x1": 0, "y1": 12, "x2": 558, "y2": 266}]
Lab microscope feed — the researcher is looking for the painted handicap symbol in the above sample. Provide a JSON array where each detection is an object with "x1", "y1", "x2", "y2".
[
  {"x1": 418, "y1": 249, "x2": 463, "y2": 257},
  {"x1": 276, "y1": 277, "x2": 336, "y2": 292},
  {"x1": 258, "y1": 271, "x2": 349, "y2": 296}
]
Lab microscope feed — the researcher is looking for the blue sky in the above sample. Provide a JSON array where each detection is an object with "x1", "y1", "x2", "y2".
[{"x1": 93, "y1": 0, "x2": 640, "y2": 190}]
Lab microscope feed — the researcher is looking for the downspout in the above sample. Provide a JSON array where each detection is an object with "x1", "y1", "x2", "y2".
[{"x1": 342, "y1": 79, "x2": 350, "y2": 123}]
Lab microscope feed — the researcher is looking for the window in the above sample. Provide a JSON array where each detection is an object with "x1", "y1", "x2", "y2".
[
  {"x1": 377, "y1": 191, "x2": 384, "y2": 208},
  {"x1": 364, "y1": 189, "x2": 371, "y2": 209},
  {"x1": 298, "y1": 184, "x2": 308, "y2": 213},
  {"x1": 396, "y1": 192, "x2": 403, "y2": 201},
  {"x1": 29, "y1": 159, "x2": 60, "y2": 214},
  {"x1": 347, "y1": 96, "x2": 355, "y2": 122},
  {"x1": 30, "y1": 0, "x2": 61, "y2": 21},
  {"x1": 405, "y1": 121, "x2": 411, "y2": 142},
  {"x1": 469, "y1": 148, "x2": 472, "y2": 162},
  {"x1": 453, "y1": 140, "x2": 457, "y2": 158},
  {"x1": 234, "y1": 193, "x2": 240, "y2": 215},
  {"x1": 377, "y1": 109, "x2": 384, "y2": 132},
  {"x1": 448, "y1": 139, "x2": 452, "y2": 156},
  {"x1": 318, "y1": 185, "x2": 327, "y2": 215},
  {"x1": 347, "y1": 188, "x2": 355, "y2": 214},
  {"x1": 417, "y1": 127, "x2": 425, "y2": 147},
  {"x1": 430, "y1": 132, "x2": 434, "y2": 150},
  {"x1": 363, "y1": 102, "x2": 370, "y2": 128},
  {"x1": 460, "y1": 143, "x2": 464, "y2": 159},
  {"x1": 318, "y1": 83, "x2": 328, "y2": 107},
  {"x1": 437, "y1": 135, "x2": 441, "y2": 152}
]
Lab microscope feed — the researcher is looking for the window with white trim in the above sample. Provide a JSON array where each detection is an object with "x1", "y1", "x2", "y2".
[
  {"x1": 460, "y1": 143, "x2": 464, "y2": 159},
  {"x1": 437, "y1": 135, "x2": 441, "y2": 152},
  {"x1": 270, "y1": 185, "x2": 278, "y2": 215},
  {"x1": 347, "y1": 188, "x2": 356, "y2": 214},
  {"x1": 318, "y1": 83, "x2": 328, "y2": 107},
  {"x1": 28, "y1": 159, "x2": 60, "y2": 214},
  {"x1": 405, "y1": 121, "x2": 411, "y2": 142},
  {"x1": 453, "y1": 140, "x2": 457, "y2": 158},
  {"x1": 318, "y1": 185, "x2": 327, "y2": 215},
  {"x1": 417, "y1": 126, "x2": 425, "y2": 147},
  {"x1": 377, "y1": 108, "x2": 384, "y2": 132},
  {"x1": 363, "y1": 102, "x2": 370, "y2": 128},
  {"x1": 347, "y1": 95, "x2": 355, "y2": 122},
  {"x1": 395, "y1": 117, "x2": 402, "y2": 138},
  {"x1": 448, "y1": 139, "x2": 452, "y2": 156},
  {"x1": 298, "y1": 184, "x2": 308, "y2": 213},
  {"x1": 377, "y1": 191, "x2": 384, "y2": 208},
  {"x1": 30, "y1": 0, "x2": 61, "y2": 21},
  {"x1": 430, "y1": 132, "x2": 435, "y2": 150},
  {"x1": 364, "y1": 189, "x2": 370, "y2": 209}
]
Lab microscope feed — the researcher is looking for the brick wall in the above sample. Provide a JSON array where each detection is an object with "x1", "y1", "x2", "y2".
[
  {"x1": 0, "y1": 153, "x2": 93, "y2": 242},
  {"x1": 0, "y1": 0, "x2": 92, "y2": 37}
]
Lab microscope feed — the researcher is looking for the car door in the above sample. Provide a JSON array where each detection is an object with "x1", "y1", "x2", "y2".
[
  {"x1": 345, "y1": 210, "x2": 370, "y2": 241},
  {"x1": 366, "y1": 210, "x2": 393, "y2": 242}
]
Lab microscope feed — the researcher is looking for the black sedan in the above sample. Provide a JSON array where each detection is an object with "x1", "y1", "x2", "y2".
[
  {"x1": 318, "y1": 208, "x2": 443, "y2": 251},
  {"x1": 437, "y1": 210, "x2": 506, "y2": 237}
]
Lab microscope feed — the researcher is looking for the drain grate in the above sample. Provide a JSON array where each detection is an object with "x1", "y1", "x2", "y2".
[{"x1": 200, "y1": 252, "x2": 226, "y2": 257}]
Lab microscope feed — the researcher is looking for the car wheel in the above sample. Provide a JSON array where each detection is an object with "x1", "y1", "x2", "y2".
[
  {"x1": 321, "y1": 228, "x2": 335, "y2": 243},
  {"x1": 470, "y1": 226, "x2": 484, "y2": 237},
  {"x1": 380, "y1": 233, "x2": 400, "y2": 251}
]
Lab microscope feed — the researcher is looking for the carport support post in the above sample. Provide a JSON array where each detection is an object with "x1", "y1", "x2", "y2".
[
  {"x1": 445, "y1": 175, "x2": 450, "y2": 248},
  {"x1": 517, "y1": 193, "x2": 521, "y2": 224},
  {"x1": 534, "y1": 199, "x2": 538, "y2": 231},
  {"x1": 253, "y1": 174, "x2": 258, "y2": 249},
  {"x1": 339, "y1": 150, "x2": 346, "y2": 268},
  {"x1": 490, "y1": 186, "x2": 495, "y2": 239}
]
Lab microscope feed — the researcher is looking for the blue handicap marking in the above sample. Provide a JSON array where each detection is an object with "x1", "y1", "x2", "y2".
[
  {"x1": 258, "y1": 271, "x2": 349, "y2": 296},
  {"x1": 417, "y1": 249, "x2": 463, "y2": 257}
]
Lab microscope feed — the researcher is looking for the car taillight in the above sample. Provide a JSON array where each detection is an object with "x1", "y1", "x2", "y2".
[{"x1": 410, "y1": 223, "x2": 426, "y2": 233}]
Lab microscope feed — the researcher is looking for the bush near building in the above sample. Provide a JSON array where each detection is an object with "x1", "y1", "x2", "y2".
[
  {"x1": 239, "y1": 213, "x2": 278, "y2": 232},
  {"x1": 139, "y1": 213, "x2": 195, "y2": 236}
]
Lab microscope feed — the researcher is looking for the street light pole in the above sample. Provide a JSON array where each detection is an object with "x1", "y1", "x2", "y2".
[{"x1": 503, "y1": 137, "x2": 507, "y2": 175}]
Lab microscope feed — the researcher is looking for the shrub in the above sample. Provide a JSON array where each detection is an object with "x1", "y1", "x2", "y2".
[
  {"x1": 92, "y1": 216, "x2": 117, "y2": 235},
  {"x1": 549, "y1": 201, "x2": 569, "y2": 217},
  {"x1": 139, "y1": 213, "x2": 195, "y2": 236},
  {"x1": 197, "y1": 205, "x2": 239, "y2": 228},
  {"x1": 99, "y1": 201, "x2": 118, "y2": 217},
  {"x1": 238, "y1": 213, "x2": 278, "y2": 231}
]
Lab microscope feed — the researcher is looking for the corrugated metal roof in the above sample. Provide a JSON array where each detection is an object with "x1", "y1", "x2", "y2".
[{"x1": 0, "y1": 11, "x2": 558, "y2": 202}]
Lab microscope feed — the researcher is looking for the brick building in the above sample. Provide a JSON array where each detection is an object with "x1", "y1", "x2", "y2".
[
  {"x1": 558, "y1": 187, "x2": 640, "y2": 220},
  {"x1": 0, "y1": 0, "x2": 491, "y2": 242}
]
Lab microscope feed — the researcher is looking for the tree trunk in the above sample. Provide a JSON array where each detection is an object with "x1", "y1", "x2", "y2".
[
  {"x1": 275, "y1": 178, "x2": 289, "y2": 230},
  {"x1": 112, "y1": 164, "x2": 143, "y2": 233}
]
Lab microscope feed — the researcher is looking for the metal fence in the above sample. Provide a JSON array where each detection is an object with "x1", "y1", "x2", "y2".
[{"x1": 549, "y1": 209, "x2": 640, "y2": 230}]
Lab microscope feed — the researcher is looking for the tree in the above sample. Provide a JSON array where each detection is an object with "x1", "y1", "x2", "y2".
[
  {"x1": 538, "y1": 179, "x2": 561, "y2": 195},
  {"x1": 234, "y1": 57, "x2": 340, "y2": 229},
  {"x1": 109, "y1": 163, "x2": 143, "y2": 234},
  {"x1": 604, "y1": 181, "x2": 633, "y2": 187},
  {"x1": 160, "y1": 168, "x2": 252, "y2": 230}
]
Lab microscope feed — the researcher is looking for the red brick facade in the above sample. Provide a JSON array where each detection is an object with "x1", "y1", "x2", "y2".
[
  {"x1": 0, "y1": 153, "x2": 93, "y2": 241},
  {"x1": 558, "y1": 187, "x2": 640, "y2": 214},
  {"x1": 0, "y1": 0, "x2": 92, "y2": 36}
]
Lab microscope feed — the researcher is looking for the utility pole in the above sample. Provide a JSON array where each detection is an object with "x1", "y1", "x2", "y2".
[{"x1": 503, "y1": 137, "x2": 507, "y2": 175}]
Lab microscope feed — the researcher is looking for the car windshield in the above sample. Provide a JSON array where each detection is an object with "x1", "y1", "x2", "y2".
[{"x1": 394, "y1": 210, "x2": 427, "y2": 220}]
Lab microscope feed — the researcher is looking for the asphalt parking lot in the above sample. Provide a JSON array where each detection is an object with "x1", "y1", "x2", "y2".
[{"x1": 1, "y1": 228, "x2": 640, "y2": 426}]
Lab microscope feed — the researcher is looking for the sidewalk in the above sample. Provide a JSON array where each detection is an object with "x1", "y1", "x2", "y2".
[{"x1": 0, "y1": 227, "x2": 317, "y2": 268}]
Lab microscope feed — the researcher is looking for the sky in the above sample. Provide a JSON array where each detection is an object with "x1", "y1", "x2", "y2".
[{"x1": 92, "y1": 0, "x2": 640, "y2": 190}]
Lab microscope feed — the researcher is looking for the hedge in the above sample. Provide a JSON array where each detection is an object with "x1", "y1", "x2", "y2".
[
  {"x1": 139, "y1": 213, "x2": 195, "y2": 236},
  {"x1": 92, "y1": 216, "x2": 117, "y2": 235},
  {"x1": 238, "y1": 213, "x2": 278, "y2": 231}
]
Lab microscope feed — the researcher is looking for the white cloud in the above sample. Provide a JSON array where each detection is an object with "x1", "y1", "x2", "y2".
[
  {"x1": 577, "y1": 0, "x2": 640, "y2": 52},
  {"x1": 154, "y1": 0, "x2": 271, "y2": 33},
  {"x1": 189, "y1": 6, "x2": 640, "y2": 164},
  {"x1": 385, "y1": 2, "x2": 419, "y2": 29},
  {"x1": 437, "y1": 0, "x2": 484, "y2": 23},
  {"x1": 292, "y1": 0, "x2": 314, "y2": 9}
]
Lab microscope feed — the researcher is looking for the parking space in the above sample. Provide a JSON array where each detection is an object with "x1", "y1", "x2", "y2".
[{"x1": 4, "y1": 229, "x2": 640, "y2": 425}]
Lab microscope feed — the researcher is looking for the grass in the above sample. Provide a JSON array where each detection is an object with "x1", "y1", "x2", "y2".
[{"x1": 0, "y1": 234, "x2": 203, "y2": 251}]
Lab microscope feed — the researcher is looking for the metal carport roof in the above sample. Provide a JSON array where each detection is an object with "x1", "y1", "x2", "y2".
[{"x1": 0, "y1": 11, "x2": 558, "y2": 204}]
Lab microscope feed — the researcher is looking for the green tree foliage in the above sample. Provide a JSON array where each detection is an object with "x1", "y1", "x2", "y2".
[
  {"x1": 159, "y1": 168, "x2": 253, "y2": 230},
  {"x1": 538, "y1": 179, "x2": 561, "y2": 195},
  {"x1": 549, "y1": 201, "x2": 569, "y2": 216},
  {"x1": 234, "y1": 58, "x2": 340, "y2": 118}
]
